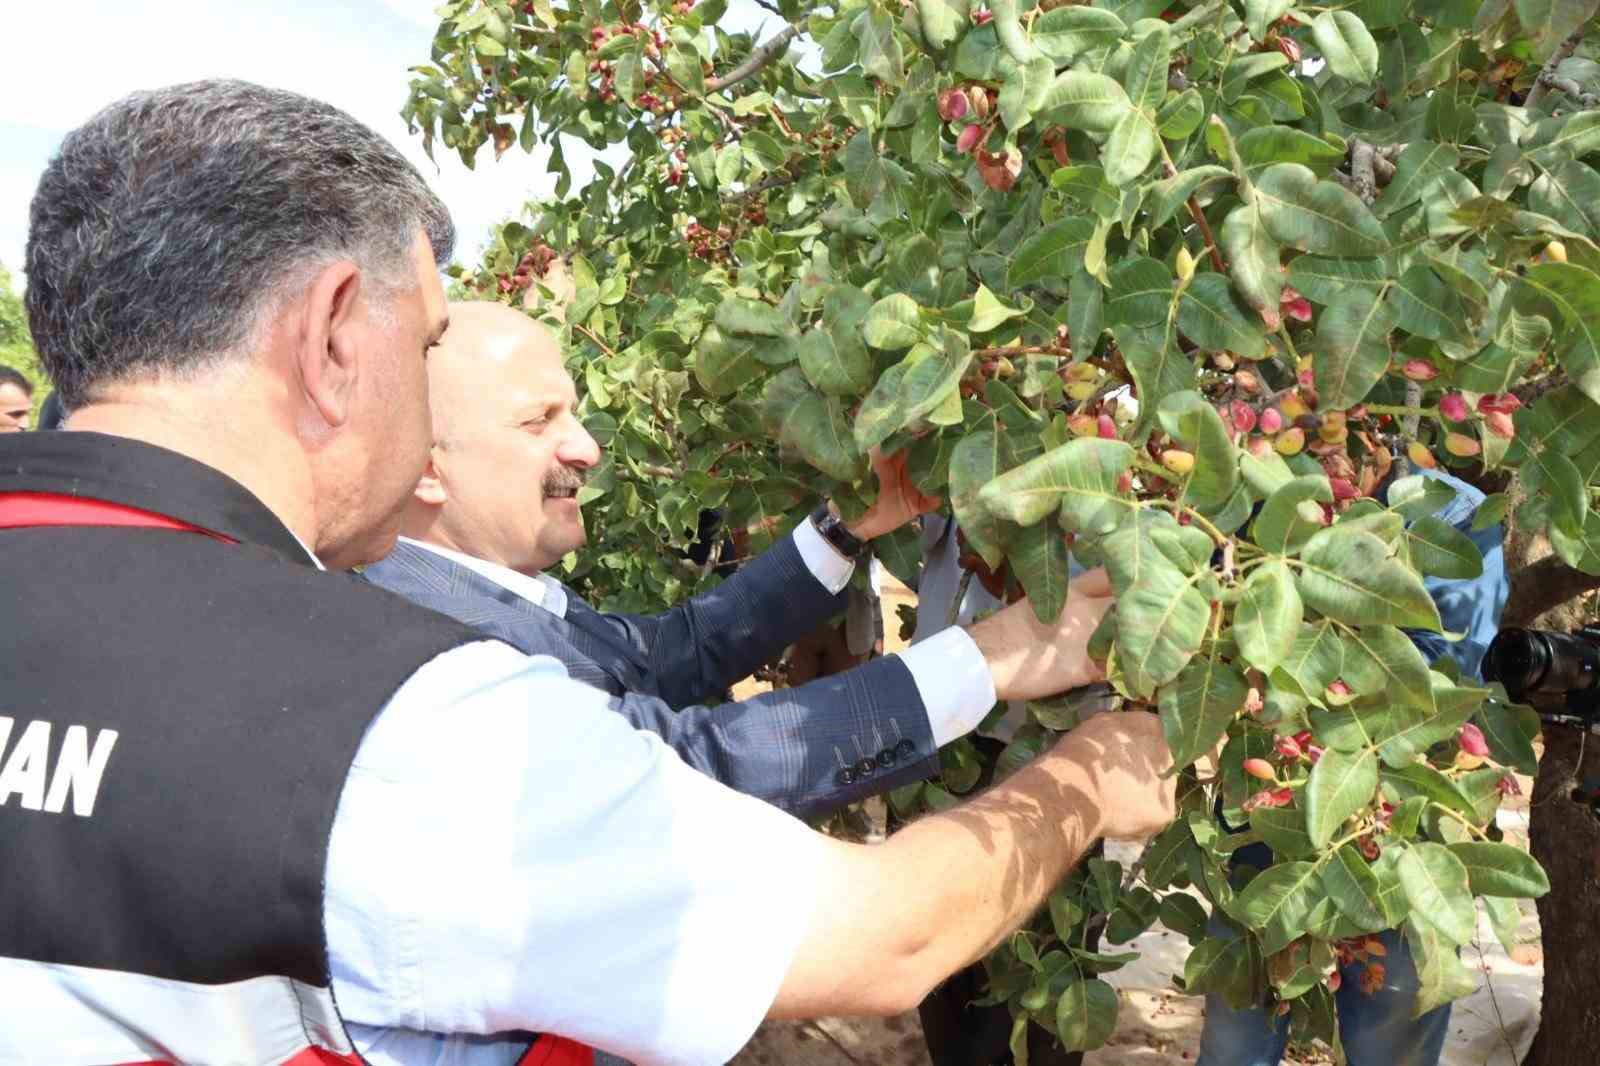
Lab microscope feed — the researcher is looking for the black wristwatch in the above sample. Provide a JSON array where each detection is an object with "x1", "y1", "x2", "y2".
[{"x1": 810, "y1": 501, "x2": 869, "y2": 561}]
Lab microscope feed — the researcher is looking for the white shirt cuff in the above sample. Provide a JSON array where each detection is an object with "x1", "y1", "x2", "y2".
[
  {"x1": 896, "y1": 627, "x2": 998, "y2": 747},
  {"x1": 791, "y1": 516, "x2": 855, "y2": 594}
]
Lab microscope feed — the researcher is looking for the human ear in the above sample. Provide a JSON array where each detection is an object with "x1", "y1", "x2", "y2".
[{"x1": 294, "y1": 261, "x2": 363, "y2": 428}]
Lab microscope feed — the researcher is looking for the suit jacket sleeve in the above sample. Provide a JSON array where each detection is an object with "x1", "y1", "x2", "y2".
[
  {"x1": 605, "y1": 654, "x2": 939, "y2": 821},
  {"x1": 581, "y1": 532, "x2": 848, "y2": 708}
]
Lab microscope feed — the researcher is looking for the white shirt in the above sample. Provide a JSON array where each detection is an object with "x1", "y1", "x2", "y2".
[{"x1": 319, "y1": 523, "x2": 997, "y2": 1064}]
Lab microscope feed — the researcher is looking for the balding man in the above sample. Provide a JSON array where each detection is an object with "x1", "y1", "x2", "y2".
[
  {"x1": 364, "y1": 301, "x2": 1002, "y2": 818},
  {"x1": 5, "y1": 81, "x2": 1173, "y2": 1066}
]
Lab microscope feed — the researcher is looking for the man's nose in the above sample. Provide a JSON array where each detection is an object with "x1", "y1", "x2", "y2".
[{"x1": 558, "y1": 422, "x2": 602, "y2": 469}]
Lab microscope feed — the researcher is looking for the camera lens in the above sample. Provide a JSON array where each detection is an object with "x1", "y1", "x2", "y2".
[
  {"x1": 1484, "y1": 629, "x2": 1551, "y2": 698},
  {"x1": 1541, "y1": 631, "x2": 1600, "y2": 694}
]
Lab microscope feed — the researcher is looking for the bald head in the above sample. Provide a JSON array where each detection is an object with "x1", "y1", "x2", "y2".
[
  {"x1": 426, "y1": 301, "x2": 564, "y2": 447},
  {"x1": 402, "y1": 300, "x2": 602, "y2": 574}
]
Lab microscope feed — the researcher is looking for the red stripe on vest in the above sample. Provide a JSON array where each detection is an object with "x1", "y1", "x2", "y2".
[
  {"x1": 518, "y1": 1035, "x2": 596, "y2": 1066},
  {"x1": 0, "y1": 491, "x2": 236, "y2": 543}
]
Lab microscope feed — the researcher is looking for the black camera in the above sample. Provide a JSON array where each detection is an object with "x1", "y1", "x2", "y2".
[{"x1": 1483, "y1": 626, "x2": 1600, "y2": 723}]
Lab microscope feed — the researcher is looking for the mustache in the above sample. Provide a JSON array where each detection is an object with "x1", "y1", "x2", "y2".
[{"x1": 543, "y1": 466, "x2": 587, "y2": 495}]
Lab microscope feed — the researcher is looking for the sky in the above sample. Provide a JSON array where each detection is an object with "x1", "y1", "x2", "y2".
[{"x1": 0, "y1": 0, "x2": 783, "y2": 294}]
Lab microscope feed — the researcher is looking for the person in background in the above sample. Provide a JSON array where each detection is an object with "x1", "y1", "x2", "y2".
[
  {"x1": 0, "y1": 366, "x2": 32, "y2": 431},
  {"x1": 1195, "y1": 467, "x2": 1507, "y2": 1066},
  {"x1": 4, "y1": 78, "x2": 1177, "y2": 1066}
]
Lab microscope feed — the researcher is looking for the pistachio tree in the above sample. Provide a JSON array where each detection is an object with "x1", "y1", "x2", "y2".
[{"x1": 402, "y1": 0, "x2": 1599, "y2": 1054}]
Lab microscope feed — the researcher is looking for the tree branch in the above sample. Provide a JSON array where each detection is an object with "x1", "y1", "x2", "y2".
[
  {"x1": 1526, "y1": 27, "x2": 1589, "y2": 109},
  {"x1": 706, "y1": 25, "x2": 800, "y2": 95},
  {"x1": 1503, "y1": 555, "x2": 1600, "y2": 628}
]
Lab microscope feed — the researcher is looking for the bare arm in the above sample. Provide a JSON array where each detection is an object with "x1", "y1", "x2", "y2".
[{"x1": 771, "y1": 709, "x2": 1175, "y2": 1017}]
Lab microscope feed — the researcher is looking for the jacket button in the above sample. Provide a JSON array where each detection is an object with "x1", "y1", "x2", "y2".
[
  {"x1": 836, "y1": 767, "x2": 856, "y2": 786},
  {"x1": 896, "y1": 737, "x2": 916, "y2": 757},
  {"x1": 855, "y1": 757, "x2": 877, "y2": 777},
  {"x1": 876, "y1": 748, "x2": 898, "y2": 768}
]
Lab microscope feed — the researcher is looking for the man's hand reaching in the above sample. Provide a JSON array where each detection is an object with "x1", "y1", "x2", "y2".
[
  {"x1": 844, "y1": 448, "x2": 942, "y2": 542},
  {"x1": 967, "y1": 567, "x2": 1114, "y2": 702}
]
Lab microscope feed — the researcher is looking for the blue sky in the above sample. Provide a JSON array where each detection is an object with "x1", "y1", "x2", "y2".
[{"x1": 0, "y1": 0, "x2": 781, "y2": 293}]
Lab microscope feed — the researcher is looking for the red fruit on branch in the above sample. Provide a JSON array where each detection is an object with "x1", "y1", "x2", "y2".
[
  {"x1": 1228, "y1": 400, "x2": 1258, "y2": 435},
  {"x1": 1499, "y1": 774, "x2": 1523, "y2": 796},
  {"x1": 1275, "y1": 734, "x2": 1303, "y2": 760},
  {"x1": 955, "y1": 123, "x2": 984, "y2": 154},
  {"x1": 938, "y1": 88, "x2": 969, "y2": 122},
  {"x1": 1406, "y1": 440, "x2": 1438, "y2": 469},
  {"x1": 976, "y1": 148, "x2": 1023, "y2": 191},
  {"x1": 1275, "y1": 34, "x2": 1303, "y2": 64},
  {"x1": 1439, "y1": 392, "x2": 1470, "y2": 422},
  {"x1": 1258, "y1": 407, "x2": 1284, "y2": 434},
  {"x1": 1458, "y1": 722, "x2": 1490, "y2": 757},
  {"x1": 1485, "y1": 410, "x2": 1517, "y2": 439},
  {"x1": 1327, "y1": 679, "x2": 1352, "y2": 698},
  {"x1": 1244, "y1": 758, "x2": 1277, "y2": 781},
  {"x1": 1402, "y1": 358, "x2": 1439, "y2": 381},
  {"x1": 1098, "y1": 413, "x2": 1118, "y2": 440},
  {"x1": 973, "y1": 7, "x2": 993, "y2": 24},
  {"x1": 1444, "y1": 432, "x2": 1481, "y2": 457},
  {"x1": 1330, "y1": 477, "x2": 1358, "y2": 501},
  {"x1": 1280, "y1": 286, "x2": 1313, "y2": 322},
  {"x1": 1479, "y1": 392, "x2": 1522, "y2": 414}
]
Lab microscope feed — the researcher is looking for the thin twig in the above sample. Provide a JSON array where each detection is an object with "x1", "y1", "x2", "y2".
[
  {"x1": 706, "y1": 24, "x2": 800, "y2": 95},
  {"x1": 1526, "y1": 27, "x2": 1589, "y2": 108},
  {"x1": 1473, "y1": 930, "x2": 1522, "y2": 1066},
  {"x1": 1187, "y1": 197, "x2": 1225, "y2": 272},
  {"x1": 572, "y1": 323, "x2": 618, "y2": 358}
]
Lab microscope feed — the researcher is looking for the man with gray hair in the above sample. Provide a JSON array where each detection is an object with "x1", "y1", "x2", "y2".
[{"x1": 0, "y1": 79, "x2": 1175, "y2": 1065}]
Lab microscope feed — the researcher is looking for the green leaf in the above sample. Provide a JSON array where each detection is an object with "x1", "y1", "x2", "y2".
[
  {"x1": 715, "y1": 297, "x2": 793, "y2": 339},
  {"x1": 1011, "y1": 516, "x2": 1073, "y2": 623},
  {"x1": 1105, "y1": 257, "x2": 1174, "y2": 328},
  {"x1": 1123, "y1": 22, "x2": 1172, "y2": 113},
  {"x1": 1009, "y1": 217, "x2": 1096, "y2": 287},
  {"x1": 1305, "y1": 746, "x2": 1378, "y2": 848},
  {"x1": 787, "y1": 387, "x2": 867, "y2": 481},
  {"x1": 1312, "y1": 10, "x2": 1379, "y2": 84},
  {"x1": 855, "y1": 333, "x2": 974, "y2": 450},
  {"x1": 1176, "y1": 272, "x2": 1269, "y2": 359},
  {"x1": 1235, "y1": 561, "x2": 1303, "y2": 674},
  {"x1": 614, "y1": 47, "x2": 644, "y2": 105},
  {"x1": 1523, "y1": 110, "x2": 1600, "y2": 169},
  {"x1": 858, "y1": 9, "x2": 906, "y2": 84},
  {"x1": 861, "y1": 293, "x2": 923, "y2": 348},
  {"x1": 1253, "y1": 475, "x2": 1334, "y2": 556},
  {"x1": 1475, "y1": 701, "x2": 1540, "y2": 775},
  {"x1": 1233, "y1": 860, "x2": 1322, "y2": 954},
  {"x1": 1252, "y1": 804, "x2": 1316, "y2": 858},
  {"x1": 970, "y1": 285, "x2": 1025, "y2": 332},
  {"x1": 978, "y1": 437, "x2": 1136, "y2": 529},
  {"x1": 1398, "y1": 842, "x2": 1476, "y2": 944},
  {"x1": 1313, "y1": 287, "x2": 1397, "y2": 409},
  {"x1": 1115, "y1": 323, "x2": 1197, "y2": 429},
  {"x1": 1342, "y1": 623, "x2": 1436, "y2": 711},
  {"x1": 951, "y1": 429, "x2": 1010, "y2": 569},
  {"x1": 1405, "y1": 914, "x2": 1480, "y2": 1016},
  {"x1": 1389, "y1": 265, "x2": 1467, "y2": 343},
  {"x1": 798, "y1": 327, "x2": 873, "y2": 397},
  {"x1": 1449, "y1": 842, "x2": 1550, "y2": 898},
  {"x1": 667, "y1": 42, "x2": 705, "y2": 97},
  {"x1": 1404, "y1": 516, "x2": 1484, "y2": 580},
  {"x1": 1374, "y1": 142, "x2": 1460, "y2": 218},
  {"x1": 1038, "y1": 71, "x2": 1133, "y2": 132},
  {"x1": 1483, "y1": 895, "x2": 1524, "y2": 955},
  {"x1": 1287, "y1": 256, "x2": 1389, "y2": 306},
  {"x1": 844, "y1": 130, "x2": 885, "y2": 210},
  {"x1": 1033, "y1": 5, "x2": 1126, "y2": 62},
  {"x1": 1529, "y1": 159, "x2": 1600, "y2": 234},
  {"x1": 1102, "y1": 110, "x2": 1160, "y2": 186},
  {"x1": 999, "y1": 53, "x2": 1056, "y2": 132},
  {"x1": 1297, "y1": 526, "x2": 1442, "y2": 630},
  {"x1": 1161, "y1": 893, "x2": 1210, "y2": 942},
  {"x1": 1516, "y1": 263, "x2": 1600, "y2": 408},
  {"x1": 1183, "y1": 933, "x2": 1253, "y2": 998},
  {"x1": 1245, "y1": 0, "x2": 1295, "y2": 41},
  {"x1": 1158, "y1": 88, "x2": 1205, "y2": 138},
  {"x1": 1148, "y1": 166, "x2": 1233, "y2": 229},
  {"x1": 1113, "y1": 569, "x2": 1210, "y2": 697},
  {"x1": 1320, "y1": 844, "x2": 1390, "y2": 932},
  {"x1": 1157, "y1": 389, "x2": 1239, "y2": 508},
  {"x1": 1236, "y1": 126, "x2": 1346, "y2": 178},
  {"x1": 1220, "y1": 204, "x2": 1285, "y2": 333},
  {"x1": 1055, "y1": 976, "x2": 1119, "y2": 1052},
  {"x1": 1255, "y1": 163, "x2": 1388, "y2": 257},
  {"x1": 1069, "y1": 269, "x2": 1105, "y2": 352},
  {"x1": 917, "y1": 0, "x2": 970, "y2": 49},
  {"x1": 1159, "y1": 650, "x2": 1249, "y2": 769}
]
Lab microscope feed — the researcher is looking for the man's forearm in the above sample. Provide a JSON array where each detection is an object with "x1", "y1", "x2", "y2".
[{"x1": 770, "y1": 713, "x2": 1172, "y2": 1019}]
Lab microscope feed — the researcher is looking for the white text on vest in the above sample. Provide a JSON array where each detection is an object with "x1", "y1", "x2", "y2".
[{"x1": 0, "y1": 717, "x2": 119, "y2": 816}]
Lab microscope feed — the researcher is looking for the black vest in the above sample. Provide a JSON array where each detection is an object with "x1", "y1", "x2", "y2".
[{"x1": 0, "y1": 431, "x2": 482, "y2": 1059}]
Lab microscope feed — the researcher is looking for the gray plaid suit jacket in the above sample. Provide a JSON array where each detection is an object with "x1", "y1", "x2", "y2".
[{"x1": 361, "y1": 537, "x2": 941, "y2": 820}]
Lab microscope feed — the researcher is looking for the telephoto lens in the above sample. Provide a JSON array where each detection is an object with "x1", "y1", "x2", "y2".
[{"x1": 1484, "y1": 627, "x2": 1600, "y2": 703}]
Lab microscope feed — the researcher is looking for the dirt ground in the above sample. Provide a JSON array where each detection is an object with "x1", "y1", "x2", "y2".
[{"x1": 730, "y1": 574, "x2": 1546, "y2": 1066}]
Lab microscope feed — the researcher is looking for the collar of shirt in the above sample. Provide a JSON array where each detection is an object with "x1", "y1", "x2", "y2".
[{"x1": 397, "y1": 537, "x2": 568, "y2": 617}]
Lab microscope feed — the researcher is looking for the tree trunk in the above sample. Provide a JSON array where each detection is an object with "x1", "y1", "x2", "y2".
[
  {"x1": 1503, "y1": 529, "x2": 1600, "y2": 1064},
  {"x1": 1521, "y1": 722, "x2": 1600, "y2": 1066}
]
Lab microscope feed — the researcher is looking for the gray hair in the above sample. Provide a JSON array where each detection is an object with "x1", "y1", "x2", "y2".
[{"x1": 25, "y1": 79, "x2": 454, "y2": 407}]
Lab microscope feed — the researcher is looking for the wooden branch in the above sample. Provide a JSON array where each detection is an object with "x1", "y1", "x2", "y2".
[
  {"x1": 1535, "y1": 73, "x2": 1600, "y2": 108},
  {"x1": 1349, "y1": 139, "x2": 1378, "y2": 205},
  {"x1": 1502, "y1": 555, "x2": 1600, "y2": 628},
  {"x1": 1526, "y1": 27, "x2": 1589, "y2": 108},
  {"x1": 1187, "y1": 197, "x2": 1226, "y2": 272},
  {"x1": 706, "y1": 25, "x2": 800, "y2": 95},
  {"x1": 572, "y1": 323, "x2": 618, "y2": 358}
]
